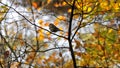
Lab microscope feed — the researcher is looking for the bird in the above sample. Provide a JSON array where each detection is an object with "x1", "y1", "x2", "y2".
[{"x1": 49, "y1": 23, "x2": 63, "y2": 32}]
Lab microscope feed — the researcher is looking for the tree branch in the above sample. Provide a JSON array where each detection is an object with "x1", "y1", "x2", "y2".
[
  {"x1": 0, "y1": 2, "x2": 68, "y2": 40},
  {"x1": 68, "y1": 0, "x2": 77, "y2": 68}
]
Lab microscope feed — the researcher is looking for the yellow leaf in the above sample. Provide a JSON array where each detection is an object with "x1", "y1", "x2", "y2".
[
  {"x1": 62, "y1": 2, "x2": 67, "y2": 6},
  {"x1": 79, "y1": 59, "x2": 86, "y2": 66},
  {"x1": 83, "y1": 6, "x2": 87, "y2": 11},
  {"x1": 63, "y1": 60, "x2": 73, "y2": 68},
  {"x1": 37, "y1": 29, "x2": 43, "y2": 34},
  {"x1": 46, "y1": 32, "x2": 51, "y2": 36},
  {"x1": 38, "y1": 34, "x2": 44, "y2": 41},
  {"x1": 114, "y1": 3, "x2": 120, "y2": 11},
  {"x1": 100, "y1": 1, "x2": 108, "y2": 8},
  {"x1": 102, "y1": 56, "x2": 105, "y2": 60},
  {"x1": 47, "y1": 0, "x2": 51, "y2": 4},
  {"x1": 73, "y1": 15, "x2": 79, "y2": 19},
  {"x1": 0, "y1": 58, "x2": 4, "y2": 64},
  {"x1": 68, "y1": 9, "x2": 72, "y2": 13},
  {"x1": 57, "y1": 16, "x2": 66, "y2": 21},
  {"x1": 38, "y1": 19, "x2": 43, "y2": 25},
  {"x1": 108, "y1": 29, "x2": 113, "y2": 33},
  {"x1": 87, "y1": 7, "x2": 92, "y2": 12}
]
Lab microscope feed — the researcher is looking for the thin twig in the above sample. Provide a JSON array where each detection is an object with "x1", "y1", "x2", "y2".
[{"x1": 26, "y1": 47, "x2": 69, "y2": 53}]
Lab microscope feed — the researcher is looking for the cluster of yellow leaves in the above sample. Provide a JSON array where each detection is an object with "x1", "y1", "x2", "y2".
[
  {"x1": 86, "y1": 23, "x2": 120, "y2": 66},
  {"x1": 37, "y1": 16, "x2": 67, "y2": 42},
  {"x1": 37, "y1": 29, "x2": 44, "y2": 41},
  {"x1": 36, "y1": 56, "x2": 46, "y2": 64},
  {"x1": 31, "y1": 0, "x2": 120, "y2": 15},
  {"x1": 99, "y1": 1, "x2": 120, "y2": 11},
  {"x1": 45, "y1": 52, "x2": 58, "y2": 63},
  {"x1": 70, "y1": 0, "x2": 120, "y2": 19},
  {"x1": 0, "y1": 6, "x2": 8, "y2": 21},
  {"x1": 32, "y1": 0, "x2": 51, "y2": 9},
  {"x1": 38, "y1": 19, "x2": 50, "y2": 27},
  {"x1": 54, "y1": 1, "x2": 67, "y2": 7},
  {"x1": 37, "y1": 19, "x2": 52, "y2": 41},
  {"x1": 0, "y1": 51, "x2": 14, "y2": 67},
  {"x1": 100, "y1": 1, "x2": 110, "y2": 11},
  {"x1": 43, "y1": 52, "x2": 63, "y2": 67},
  {"x1": 57, "y1": 16, "x2": 66, "y2": 21},
  {"x1": 73, "y1": 21, "x2": 120, "y2": 67},
  {"x1": 13, "y1": 0, "x2": 120, "y2": 67},
  {"x1": 63, "y1": 60, "x2": 73, "y2": 68}
]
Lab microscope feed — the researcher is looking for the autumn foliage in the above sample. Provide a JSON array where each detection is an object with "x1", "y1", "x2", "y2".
[{"x1": 0, "y1": 0, "x2": 120, "y2": 68}]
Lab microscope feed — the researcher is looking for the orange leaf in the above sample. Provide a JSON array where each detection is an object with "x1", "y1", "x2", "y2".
[
  {"x1": 26, "y1": 52, "x2": 35, "y2": 63},
  {"x1": 20, "y1": 40, "x2": 25, "y2": 46},
  {"x1": 47, "y1": 52, "x2": 56, "y2": 62},
  {"x1": 44, "y1": 43, "x2": 48, "y2": 48},
  {"x1": 13, "y1": 45, "x2": 17, "y2": 50},
  {"x1": 54, "y1": 3, "x2": 59, "y2": 7},
  {"x1": 74, "y1": 51, "x2": 81, "y2": 56},
  {"x1": 10, "y1": 62, "x2": 20, "y2": 68},
  {"x1": 44, "y1": 22, "x2": 49, "y2": 26},
  {"x1": 18, "y1": 33, "x2": 22, "y2": 39},
  {"x1": 65, "y1": 32, "x2": 68, "y2": 36},
  {"x1": 54, "y1": 20, "x2": 59, "y2": 25},
  {"x1": 74, "y1": 39, "x2": 81, "y2": 49},
  {"x1": 118, "y1": 30, "x2": 120, "y2": 35},
  {"x1": 99, "y1": 37, "x2": 105, "y2": 42},
  {"x1": 32, "y1": 2, "x2": 38, "y2": 8}
]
